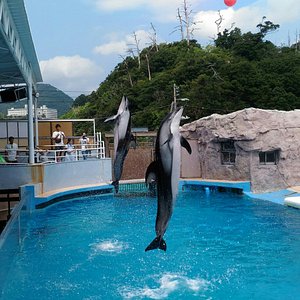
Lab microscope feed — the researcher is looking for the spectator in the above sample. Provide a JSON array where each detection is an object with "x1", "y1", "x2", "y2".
[
  {"x1": 79, "y1": 133, "x2": 89, "y2": 160},
  {"x1": 65, "y1": 138, "x2": 76, "y2": 161},
  {"x1": 52, "y1": 124, "x2": 65, "y2": 162},
  {"x1": 5, "y1": 136, "x2": 18, "y2": 163}
]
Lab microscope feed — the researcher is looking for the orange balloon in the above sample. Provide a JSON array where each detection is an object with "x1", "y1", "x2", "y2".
[{"x1": 224, "y1": 0, "x2": 237, "y2": 7}]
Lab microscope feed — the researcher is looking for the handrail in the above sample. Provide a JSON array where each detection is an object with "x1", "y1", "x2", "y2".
[
  {"x1": 0, "y1": 131, "x2": 106, "y2": 164},
  {"x1": 0, "y1": 143, "x2": 106, "y2": 164}
]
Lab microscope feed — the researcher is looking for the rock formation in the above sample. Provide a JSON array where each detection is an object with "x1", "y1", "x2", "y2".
[{"x1": 180, "y1": 108, "x2": 300, "y2": 193}]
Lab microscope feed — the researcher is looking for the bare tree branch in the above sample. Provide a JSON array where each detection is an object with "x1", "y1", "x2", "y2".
[
  {"x1": 148, "y1": 23, "x2": 159, "y2": 52},
  {"x1": 119, "y1": 55, "x2": 133, "y2": 87},
  {"x1": 145, "y1": 53, "x2": 152, "y2": 81},
  {"x1": 215, "y1": 10, "x2": 223, "y2": 34},
  {"x1": 207, "y1": 63, "x2": 224, "y2": 81}
]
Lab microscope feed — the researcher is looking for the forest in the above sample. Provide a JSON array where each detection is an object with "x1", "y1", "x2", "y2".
[{"x1": 63, "y1": 21, "x2": 300, "y2": 133}]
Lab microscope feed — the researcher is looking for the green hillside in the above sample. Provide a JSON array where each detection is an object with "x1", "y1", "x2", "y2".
[{"x1": 65, "y1": 23, "x2": 300, "y2": 132}]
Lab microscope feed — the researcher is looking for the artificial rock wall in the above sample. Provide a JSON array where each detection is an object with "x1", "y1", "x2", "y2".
[{"x1": 180, "y1": 108, "x2": 300, "y2": 193}]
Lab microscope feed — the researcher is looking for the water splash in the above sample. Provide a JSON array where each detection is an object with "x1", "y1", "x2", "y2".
[
  {"x1": 119, "y1": 273, "x2": 210, "y2": 299},
  {"x1": 89, "y1": 239, "x2": 129, "y2": 259}
]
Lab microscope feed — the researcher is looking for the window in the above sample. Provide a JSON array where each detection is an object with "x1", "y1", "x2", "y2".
[
  {"x1": 221, "y1": 140, "x2": 236, "y2": 165},
  {"x1": 259, "y1": 150, "x2": 279, "y2": 165}
]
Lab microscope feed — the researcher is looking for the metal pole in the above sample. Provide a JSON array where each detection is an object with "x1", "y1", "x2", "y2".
[
  {"x1": 93, "y1": 119, "x2": 96, "y2": 143},
  {"x1": 34, "y1": 96, "x2": 39, "y2": 148},
  {"x1": 27, "y1": 81, "x2": 35, "y2": 164}
]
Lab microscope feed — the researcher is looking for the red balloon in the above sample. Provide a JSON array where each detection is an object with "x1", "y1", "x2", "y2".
[{"x1": 224, "y1": 0, "x2": 237, "y2": 7}]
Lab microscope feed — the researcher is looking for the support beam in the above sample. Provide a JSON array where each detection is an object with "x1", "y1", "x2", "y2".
[
  {"x1": 27, "y1": 80, "x2": 34, "y2": 164},
  {"x1": 34, "y1": 95, "x2": 39, "y2": 148}
]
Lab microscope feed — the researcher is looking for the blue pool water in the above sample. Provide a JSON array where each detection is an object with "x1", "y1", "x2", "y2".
[{"x1": 1, "y1": 189, "x2": 300, "y2": 299}]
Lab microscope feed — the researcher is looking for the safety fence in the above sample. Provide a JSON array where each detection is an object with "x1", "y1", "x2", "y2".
[{"x1": 0, "y1": 132, "x2": 105, "y2": 164}]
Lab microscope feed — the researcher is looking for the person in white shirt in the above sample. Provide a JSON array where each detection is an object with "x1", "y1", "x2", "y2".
[
  {"x1": 5, "y1": 136, "x2": 18, "y2": 163},
  {"x1": 79, "y1": 133, "x2": 89, "y2": 160},
  {"x1": 65, "y1": 138, "x2": 76, "y2": 161},
  {"x1": 52, "y1": 124, "x2": 65, "y2": 162}
]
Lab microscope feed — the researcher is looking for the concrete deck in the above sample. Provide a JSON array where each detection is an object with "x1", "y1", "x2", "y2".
[
  {"x1": 243, "y1": 189, "x2": 298, "y2": 205},
  {"x1": 289, "y1": 186, "x2": 300, "y2": 193},
  {"x1": 37, "y1": 182, "x2": 112, "y2": 199},
  {"x1": 34, "y1": 182, "x2": 114, "y2": 208}
]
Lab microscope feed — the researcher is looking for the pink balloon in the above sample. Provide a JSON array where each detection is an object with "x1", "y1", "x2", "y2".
[{"x1": 224, "y1": 0, "x2": 237, "y2": 7}]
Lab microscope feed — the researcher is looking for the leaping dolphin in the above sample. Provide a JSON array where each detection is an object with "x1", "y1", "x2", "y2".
[
  {"x1": 145, "y1": 106, "x2": 192, "y2": 251},
  {"x1": 104, "y1": 96, "x2": 132, "y2": 193}
]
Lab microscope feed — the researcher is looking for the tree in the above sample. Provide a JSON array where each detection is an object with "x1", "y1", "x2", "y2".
[
  {"x1": 73, "y1": 94, "x2": 89, "y2": 107},
  {"x1": 215, "y1": 28, "x2": 242, "y2": 50},
  {"x1": 172, "y1": 0, "x2": 199, "y2": 47},
  {"x1": 256, "y1": 17, "x2": 280, "y2": 37},
  {"x1": 63, "y1": 26, "x2": 300, "y2": 132}
]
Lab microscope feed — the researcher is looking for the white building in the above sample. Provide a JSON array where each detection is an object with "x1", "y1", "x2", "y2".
[{"x1": 7, "y1": 105, "x2": 57, "y2": 119}]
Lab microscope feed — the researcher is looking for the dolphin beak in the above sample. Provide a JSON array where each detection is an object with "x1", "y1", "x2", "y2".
[{"x1": 174, "y1": 106, "x2": 183, "y2": 119}]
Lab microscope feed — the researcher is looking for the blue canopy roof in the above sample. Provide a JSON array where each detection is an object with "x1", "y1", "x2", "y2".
[{"x1": 0, "y1": 0, "x2": 42, "y2": 88}]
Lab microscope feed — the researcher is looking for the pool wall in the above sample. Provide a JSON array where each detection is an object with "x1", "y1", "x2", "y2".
[
  {"x1": 0, "y1": 196, "x2": 29, "y2": 293},
  {"x1": 0, "y1": 158, "x2": 112, "y2": 192},
  {"x1": 179, "y1": 179, "x2": 251, "y2": 193},
  {"x1": 19, "y1": 183, "x2": 113, "y2": 211},
  {"x1": 180, "y1": 179, "x2": 300, "y2": 207}
]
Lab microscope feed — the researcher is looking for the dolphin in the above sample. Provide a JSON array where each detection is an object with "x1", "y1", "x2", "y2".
[
  {"x1": 104, "y1": 96, "x2": 132, "y2": 193},
  {"x1": 145, "y1": 106, "x2": 192, "y2": 251}
]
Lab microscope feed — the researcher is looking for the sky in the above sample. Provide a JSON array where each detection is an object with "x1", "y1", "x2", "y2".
[{"x1": 24, "y1": 0, "x2": 300, "y2": 99}]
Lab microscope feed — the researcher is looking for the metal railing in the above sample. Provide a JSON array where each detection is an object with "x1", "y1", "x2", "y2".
[
  {"x1": 0, "y1": 132, "x2": 106, "y2": 164},
  {"x1": 0, "y1": 143, "x2": 106, "y2": 164},
  {"x1": 35, "y1": 143, "x2": 105, "y2": 163}
]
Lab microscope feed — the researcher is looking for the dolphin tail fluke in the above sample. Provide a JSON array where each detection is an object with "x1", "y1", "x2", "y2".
[
  {"x1": 145, "y1": 236, "x2": 167, "y2": 252},
  {"x1": 112, "y1": 180, "x2": 119, "y2": 193}
]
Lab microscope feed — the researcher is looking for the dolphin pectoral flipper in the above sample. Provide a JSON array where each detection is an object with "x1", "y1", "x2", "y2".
[
  {"x1": 145, "y1": 236, "x2": 167, "y2": 252},
  {"x1": 104, "y1": 114, "x2": 118, "y2": 123},
  {"x1": 180, "y1": 136, "x2": 192, "y2": 154}
]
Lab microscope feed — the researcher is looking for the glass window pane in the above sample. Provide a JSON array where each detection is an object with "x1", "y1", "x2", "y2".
[
  {"x1": 230, "y1": 153, "x2": 236, "y2": 163},
  {"x1": 7, "y1": 122, "x2": 18, "y2": 137},
  {"x1": 221, "y1": 141, "x2": 236, "y2": 165},
  {"x1": 0, "y1": 122, "x2": 7, "y2": 138},
  {"x1": 222, "y1": 152, "x2": 229, "y2": 163},
  {"x1": 266, "y1": 152, "x2": 275, "y2": 163},
  {"x1": 18, "y1": 122, "x2": 28, "y2": 138},
  {"x1": 259, "y1": 152, "x2": 265, "y2": 163}
]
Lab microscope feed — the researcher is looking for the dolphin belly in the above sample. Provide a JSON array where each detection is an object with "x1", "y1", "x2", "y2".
[
  {"x1": 104, "y1": 96, "x2": 132, "y2": 193},
  {"x1": 145, "y1": 106, "x2": 191, "y2": 252}
]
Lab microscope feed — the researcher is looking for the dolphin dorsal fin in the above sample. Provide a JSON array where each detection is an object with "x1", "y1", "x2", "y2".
[
  {"x1": 145, "y1": 161, "x2": 158, "y2": 183},
  {"x1": 180, "y1": 136, "x2": 192, "y2": 154}
]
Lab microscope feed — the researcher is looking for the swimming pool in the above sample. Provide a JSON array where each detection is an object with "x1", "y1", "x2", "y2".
[{"x1": 1, "y1": 188, "x2": 300, "y2": 299}]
